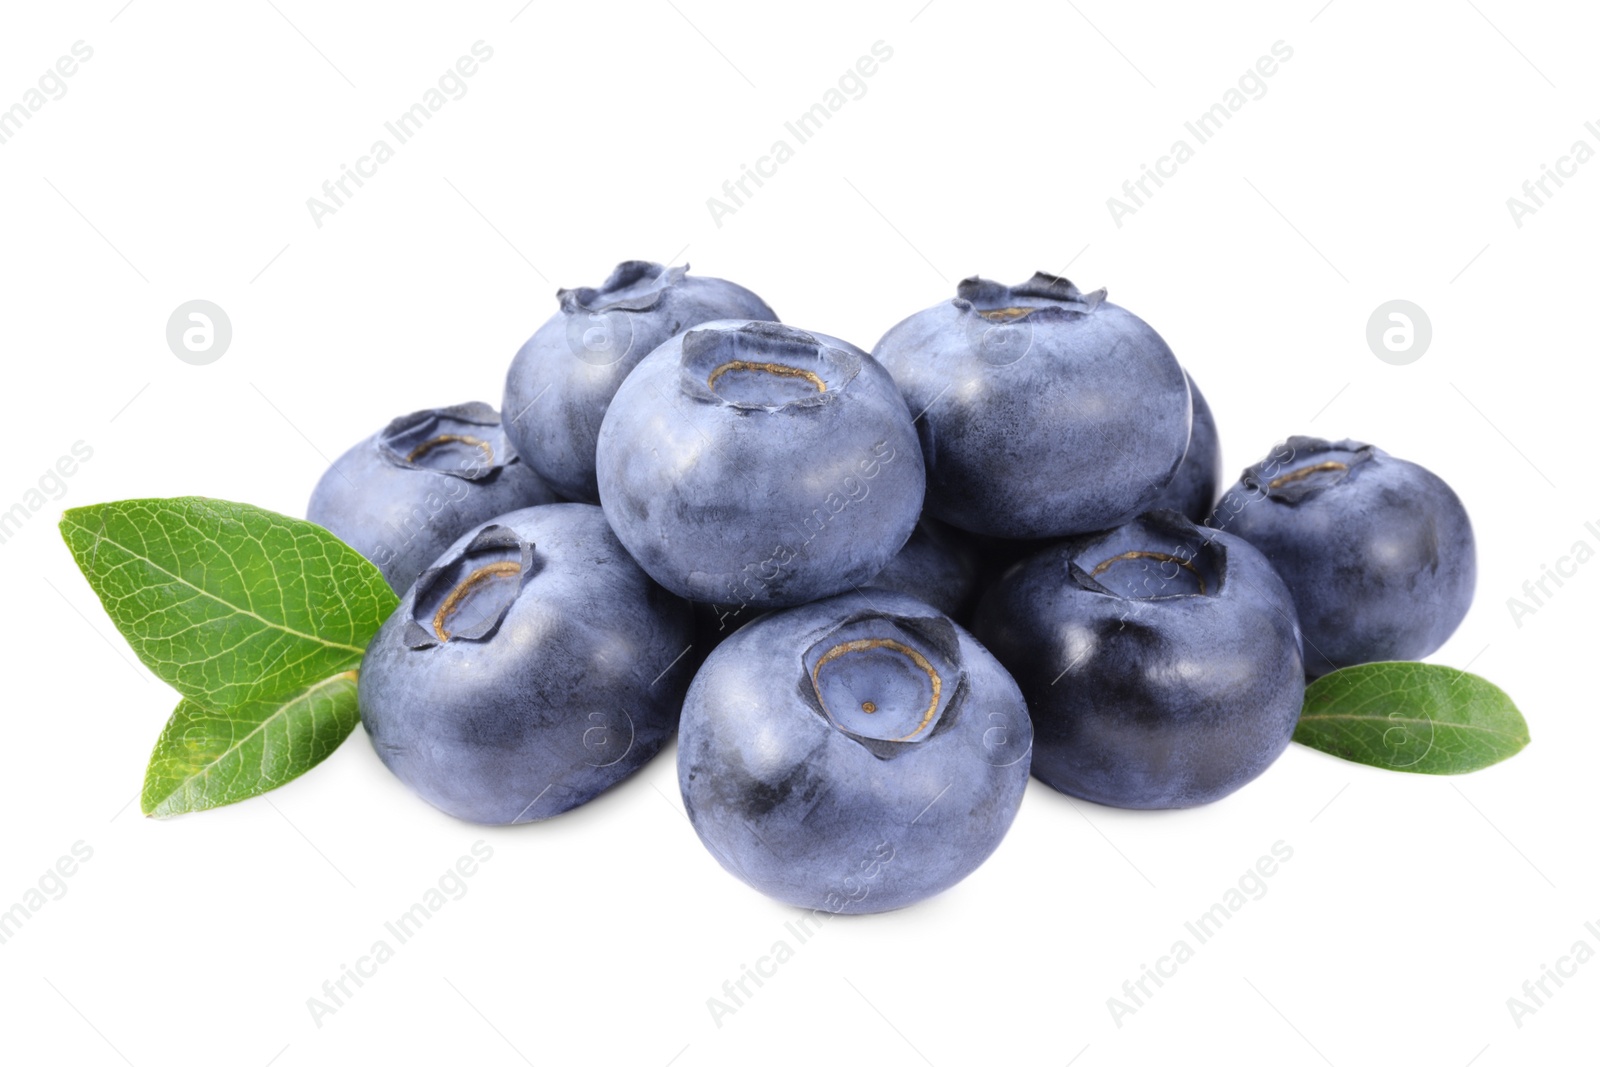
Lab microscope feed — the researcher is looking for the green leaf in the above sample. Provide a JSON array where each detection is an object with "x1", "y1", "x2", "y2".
[
  {"x1": 60, "y1": 498, "x2": 397, "y2": 815},
  {"x1": 1294, "y1": 662, "x2": 1529, "y2": 774},
  {"x1": 142, "y1": 672, "x2": 360, "y2": 817},
  {"x1": 60, "y1": 497, "x2": 395, "y2": 710}
]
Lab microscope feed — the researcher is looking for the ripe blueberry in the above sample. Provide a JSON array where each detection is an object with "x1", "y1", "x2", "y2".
[
  {"x1": 359, "y1": 504, "x2": 694, "y2": 824},
  {"x1": 678, "y1": 588, "x2": 1032, "y2": 912},
  {"x1": 974, "y1": 511, "x2": 1305, "y2": 808},
  {"x1": 1210, "y1": 436, "x2": 1476, "y2": 677},
  {"x1": 308, "y1": 402, "x2": 560, "y2": 594},
  {"x1": 596, "y1": 320, "x2": 925, "y2": 608},
  {"x1": 872, "y1": 272, "x2": 1191, "y2": 538}
]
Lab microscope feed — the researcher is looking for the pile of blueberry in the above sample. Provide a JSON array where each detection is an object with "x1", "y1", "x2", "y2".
[{"x1": 308, "y1": 261, "x2": 1476, "y2": 914}]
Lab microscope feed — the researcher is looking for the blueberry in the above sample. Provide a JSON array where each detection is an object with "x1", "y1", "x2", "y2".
[
  {"x1": 1147, "y1": 371, "x2": 1222, "y2": 523},
  {"x1": 872, "y1": 272, "x2": 1191, "y2": 538},
  {"x1": 358, "y1": 503, "x2": 694, "y2": 824},
  {"x1": 678, "y1": 588, "x2": 1032, "y2": 912},
  {"x1": 597, "y1": 320, "x2": 925, "y2": 608},
  {"x1": 865, "y1": 517, "x2": 981, "y2": 622},
  {"x1": 308, "y1": 402, "x2": 561, "y2": 594},
  {"x1": 503, "y1": 261, "x2": 777, "y2": 503},
  {"x1": 973, "y1": 511, "x2": 1304, "y2": 809},
  {"x1": 1209, "y1": 436, "x2": 1476, "y2": 678}
]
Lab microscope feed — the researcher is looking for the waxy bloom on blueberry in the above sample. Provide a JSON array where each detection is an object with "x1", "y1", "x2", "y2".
[
  {"x1": 872, "y1": 272, "x2": 1192, "y2": 538},
  {"x1": 596, "y1": 320, "x2": 925, "y2": 608}
]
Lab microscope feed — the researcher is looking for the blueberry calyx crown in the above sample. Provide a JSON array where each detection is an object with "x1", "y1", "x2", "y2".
[
  {"x1": 557, "y1": 260, "x2": 688, "y2": 315},
  {"x1": 1241, "y1": 436, "x2": 1378, "y2": 505},
  {"x1": 377, "y1": 402, "x2": 518, "y2": 481},
  {"x1": 1068, "y1": 510, "x2": 1224, "y2": 600},
  {"x1": 801, "y1": 610, "x2": 965, "y2": 755},
  {"x1": 679, "y1": 322, "x2": 860, "y2": 410},
  {"x1": 404, "y1": 525, "x2": 537, "y2": 648},
  {"x1": 954, "y1": 271, "x2": 1108, "y2": 323}
]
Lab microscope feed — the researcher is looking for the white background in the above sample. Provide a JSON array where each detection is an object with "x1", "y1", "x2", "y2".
[{"x1": 2, "y1": 1, "x2": 1595, "y2": 1064}]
